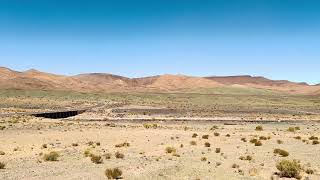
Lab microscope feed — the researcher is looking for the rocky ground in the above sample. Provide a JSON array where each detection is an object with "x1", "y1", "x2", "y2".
[{"x1": 0, "y1": 116, "x2": 319, "y2": 180}]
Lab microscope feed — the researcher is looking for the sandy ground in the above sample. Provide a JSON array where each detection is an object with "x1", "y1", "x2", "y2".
[{"x1": 0, "y1": 117, "x2": 319, "y2": 180}]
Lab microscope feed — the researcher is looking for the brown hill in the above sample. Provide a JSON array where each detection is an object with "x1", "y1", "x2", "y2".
[{"x1": 0, "y1": 67, "x2": 319, "y2": 94}]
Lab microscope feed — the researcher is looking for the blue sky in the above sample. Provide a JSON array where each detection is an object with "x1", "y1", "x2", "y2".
[{"x1": 0, "y1": 0, "x2": 319, "y2": 84}]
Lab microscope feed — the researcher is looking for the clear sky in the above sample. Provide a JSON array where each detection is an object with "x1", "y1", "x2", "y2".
[{"x1": 0, "y1": 0, "x2": 319, "y2": 84}]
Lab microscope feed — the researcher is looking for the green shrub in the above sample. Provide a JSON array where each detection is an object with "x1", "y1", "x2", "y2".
[{"x1": 105, "y1": 168, "x2": 122, "y2": 179}]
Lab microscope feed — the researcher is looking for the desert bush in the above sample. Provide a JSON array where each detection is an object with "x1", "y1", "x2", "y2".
[
  {"x1": 210, "y1": 125, "x2": 218, "y2": 130},
  {"x1": 274, "y1": 149, "x2": 289, "y2": 157},
  {"x1": 91, "y1": 154, "x2": 103, "y2": 164},
  {"x1": 105, "y1": 168, "x2": 122, "y2": 179},
  {"x1": 0, "y1": 126, "x2": 5, "y2": 130},
  {"x1": 72, "y1": 143, "x2": 79, "y2": 147},
  {"x1": 255, "y1": 141, "x2": 262, "y2": 146},
  {"x1": 87, "y1": 141, "x2": 94, "y2": 146},
  {"x1": 96, "y1": 142, "x2": 101, "y2": 146},
  {"x1": 250, "y1": 138, "x2": 258, "y2": 144},
  {"x1": 294, "y1": 136, "x2": 301, "y2": 140},
  {"x1": 287, "y1": 127, "x2": 295, "y2": 132},
  {"x1": 202, "y1": 135, "x2": 209, "y2": 139},
  {"x1": 255, "y1": 125, "x2": 263, "y2": 131},
  {"x1": 309, "y1": 136, "x2": 318, "y2": 140},
  {"x1": 259, "y1": 136, "x2": 268, "y2": 140},
  {"x1": 115, "y1": 142, "x2": 130, "y2": 148},
  {"x1": 84, "y1": 149, "x2": 91, "y2": 157},
  {"x1": 204, "y1": 142, "x2": 211, "y2": 147},
  {"x1": 239, "y1": 155, "x2": 252, "y2": 161},
  {"x1": 115, "y1": 152, "x2": 124, "y2": 159},
  {"x1": 276, "y1": 160, "x2": 302, "y2": 179},
  {"x1": 226, "y1": 134, "x2": 231, "y2": 137},
  {"x1": 165, "y1": 147, "x2": 176, "y2": 154},
  {"x1": 294, "y1": 127, "x2": 300, "y2": 130},
  {"x1": 192, "y1": 133, "x2": 198, "y2": 138},
  {"x1": 232, "y1": 163, "x2": 240, "y2": 168},
  {"x1": 42, "y1": 144, "x2": 47, "y2": 149},
  {"x1": 201, "y1": 157, "x2": 207, "y2": 161},
  {"x1": 0, "y1": 162, "x2": 5, "y2": 169},
  {"x1": 312, "y1": 140, "x2": 319, "y2": 145},
  {"x1": 190, "y1": 141, "x2": 197, "y2": 146},
  {"x1": 305, "y1": 168, "x2": 314, "y2": 175},
  {"x1": 0, "y1": 151, "x2": 5, "y2": 155},
  {"x1": 241, "y1": 137, "x2": 247, "y2": 142},
  {"x1": 215, "y1": 148, "x2": 221, "y2": 153},
  {"x1": 43, "y1": 151, "x2": 59, "y2": 161},
  {"x1": 214, "y1": 132, "x2": 220, "y2": 137},
  {"x1": 105, "y1": 153, "x2": 112, "y2": 159},
  {"x1": 143, "y1": 123, "x2": 158, "y2": 129},
  {"x1": 277, "y1": 140, "x2": 283, "y2": 144}
]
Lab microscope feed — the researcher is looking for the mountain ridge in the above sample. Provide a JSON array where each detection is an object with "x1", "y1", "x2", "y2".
[{"x1": 0, "y1": 67, "x2": 319, "y2": 94}]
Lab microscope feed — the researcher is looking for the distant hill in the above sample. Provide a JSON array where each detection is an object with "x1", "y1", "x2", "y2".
[{"x1": 0, "y1": 67, "x2": 319, "y2": 94}]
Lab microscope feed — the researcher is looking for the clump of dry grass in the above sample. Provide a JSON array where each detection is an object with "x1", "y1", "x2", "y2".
[
  {"x1": 91, "y1": 154, "x2": 103, "y2": 164},
  {"x1": 276, "y1": 160, "x2": 302, "y2": 179},
  {"x1": 115, "y1": 152, "x2": 124, "y2": 159},
  {"x1": 105, "y1": 168, "x2": 122, "y2": 179},
  {"x1": 190, "y1": 141, "x2": 197, "y2": 146},
  {"x1": 143, "y1": 123, "x2": 158, "y2": 129},
  {"x1": 202, "y1": 135, "x2": 209, "y2": 139},
  {"x1": 201, "y1": 157, "x2": 207, "y2": 162},
  {"x1": 0, "y1": 162, "x2": 5, "y2": 169},
  {"x1": 43, "y1": 151, "x2": 59, "y2": 161},
  {"x1": 309, "y1": 136, "x2": 318, "y2": 140},
  {"x1": 204, "y1": 142, "x2": 211, "y2": 147},
  {"x1": 312, "y1": 140, "x2": 319, "y2": 145},
  {"x1": 277, "y1": 140, "x2": 284, "y2": 144},
  {"x1": 241, "y1": 137, "x2": 247, "y2": 142},
  {"x1": 165, "y1": 147, "x2": 176, "y2": 154},
  {"x1": 192, "y1": 133, "x2": 198, "y2": 138},
  {"x1": 239, "y1": 155, "x2": 253, "y2": 161},
  {"x1": 84, "y1": 149, "x2": 91, "y2": 157},
  {"x1": 214, "y1": 132, "x2": 220, "y2": 137},
  {"x1": 215, "y1": 148, "x2": 221, "y2": 153},
  {"x1": 115, "y1": 142, "x2": 130, "y2": 148},
  {"x1": 255, "y1": 125, "x2": 263, "y2": 131},
  {"x1": 274, "y1": 149, "x2": 289, "y2": 157}
]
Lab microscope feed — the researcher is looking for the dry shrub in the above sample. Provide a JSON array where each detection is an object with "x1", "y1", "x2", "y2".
[
  {"x1": 105, "y1": 168, "x2": 122, "y2": 179},
  {"x1": 204, "y1": 142, "x2": 211, "y2": 147},
  {"x1": 202, "y1": 135, "x2": 209, "y2": 139},
  {"x1": 190, "y1": 141, "x2": 197, "y2": 146},
  {"x1": 43, "y1": 151, "x2": 59, "y2": 161},
  {"x1": 255, "y1": 125, "x2": 263, "y2": 131},
  {"x1": 192, "y1": 133, "x2": 198, "y2": 138},
  {"x1": 115, "y1": 142, "x2": 130, "y2": 148},
  {"x1": 115, "y1": 152, "x2": 124, "y2": 159},
  {"x1": 276, "y1": 160, "x2": 302, "y2": 179},
  {"x1": 91, "y1": 154, "x2": 103, "y2": 164},
  {"x1": 0, "y1": 162, "x2": 5, "y2": 169},
  {"x1": 274, "y1": 149, "x2": 289, "y2": 157},
  {"x1": 165, "y1": 147, "x2": 176, "y2": 154}
]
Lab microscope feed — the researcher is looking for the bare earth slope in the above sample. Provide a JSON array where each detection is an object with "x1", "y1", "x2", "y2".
[{"x1": 0, "y1": 67, "x2": 319, "y2": 94}]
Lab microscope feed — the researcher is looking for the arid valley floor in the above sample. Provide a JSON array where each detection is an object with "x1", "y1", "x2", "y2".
[{"x1": 0, "y1": 90, "x2": 320, "y2": 180}]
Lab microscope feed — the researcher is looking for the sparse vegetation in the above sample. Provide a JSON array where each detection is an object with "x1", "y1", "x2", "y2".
[
  {"x1": 190, "y1": 141, "x2": 197, "y2": 146},
  {"x1": 204, "y1": 142, "x2": 211, "y2": 147},
  {"x1": 105, "y1": 168, "x2": 122, "y2": 179},
  {"x1": 115, "y1": 142, "x2": 130, "y2": 148},
  {"x1": 192, "y1": 133, "x2": 198, "y2": 138},
  {"x1": 239, "y1": 155, "x2": 252, "y2": 161},
  {"x1": 0, "y1": 162, "x2": 5, "y2": 169},
  {"x1": 312, "y1": 140, "x2": 319, "y2": 145},
  {"x1": 255, "y1": 125, "x2": 263, "y2": 131},
  {"x1": 43, "y1": 151, "x2": 59, "y2": 161},
  {"x1": 165, "y1": 147, "x2": 176, "y2": 154},
  {"x1": 215, "y1": 148, "x2": 221, "y2": 153},
  {"x1": 202, "y1": 135, "x2": 209, "y2": 139},
  {"x1": 276, "y1": 160, "x2": 302, "y2": 179},
  {"x1": 213, "y1": 132, "x2": 220, "y2": 137},
  {"x1": 91, "y1": 154, "x2": 103, "y2": 164},
  {"x1": 277, "y1": 140, "x2": 283, "y2": 144},
  {"x1": 287, "y1": 127, "x2": 295, "y2": 132},
  {"x1": 115, "y1": 152, "x2": 124, "y2": 159},
  {"x1": 274, "y1": 149, "x2": 289, "y2": 157}
]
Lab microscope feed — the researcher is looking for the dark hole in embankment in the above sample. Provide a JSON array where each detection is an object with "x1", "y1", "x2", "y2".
[{"x1": 32, "y1": 110, "x2": 85, "y2": 119}]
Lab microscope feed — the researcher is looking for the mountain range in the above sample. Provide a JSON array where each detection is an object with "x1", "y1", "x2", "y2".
[{"x1": 0, "y1": 67, "x2": 319, "y2": 95}]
